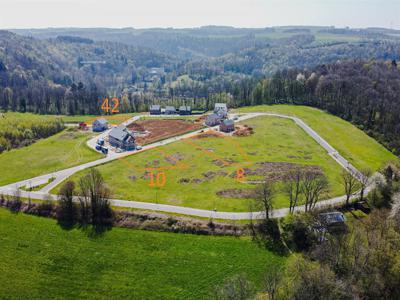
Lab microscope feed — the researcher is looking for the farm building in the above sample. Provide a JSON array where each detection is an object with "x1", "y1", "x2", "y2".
[
  {"x1": 109, "y1": 125, "x2": 136, "y2": 150},
  {"x1": 214, "y1": 103, "x2": 228, "y2": 117},
  {"x1": 165, "y1": 106, "x2": 177, "y2": 115},
  {"x1": 220, "y1": 119, "x2": 235, "y2": 133},
  {"x1": 149, "y1": 105, "x2": 161, "y2": 115},
  {"x1": 179, "y1": 106, "x2": 192, "y2": 115},
  {"x1": 92, "y1": 118, "x2": 108, "y2": 132},
  {"x1": 205, "y1": 113, "x2": 222, "y2": 126}
]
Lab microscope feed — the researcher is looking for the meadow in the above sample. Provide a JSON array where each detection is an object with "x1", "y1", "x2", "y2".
[
  {"x1": 234, "y1": 105, "x2": 398, "y2": 171},
  {"x1": 0, "y1": 129, "x2": 102, "y2": 186},
  {"x1": 57, "y1": 115, "x2": 344, "y2": 211},
  {"x1": 0, "y1": 208, "x2": 285, "y2": 299}
]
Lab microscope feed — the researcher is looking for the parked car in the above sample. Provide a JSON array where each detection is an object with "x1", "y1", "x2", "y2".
[
  {"x1": 97, "y1": 138, "x2": 105, "y2": 146},
  {"x1": 101, "y1": 147, "x2": 108, "y2": 155},
  {"x1": 95, "y1": 144, "x2": 102, "y2": 151},
  {"x1": 136, "y1": 145, "x2": 142, "y2": 150}
]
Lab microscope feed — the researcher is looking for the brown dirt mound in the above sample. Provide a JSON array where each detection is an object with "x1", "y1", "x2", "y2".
[
  {"x1": 233, "y1": 125, "x2": 253, "y2": 137},
  {"x1": 128, "y1": 119, "x2": 203, "y2": 145},
  {"x1": 192, "y1": 131, "x2": 220, "y2": 139},
  {"x1": 229, "y1": 162, "x2": 323, "y2": 182},
  {"x1": 216, "y1": 189, "x2": 255, "y2": 199}
]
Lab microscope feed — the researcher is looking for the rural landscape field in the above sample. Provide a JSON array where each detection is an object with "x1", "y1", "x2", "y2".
[{"x1": 2, "y1": 0, "x2": 400, "y2": 299}]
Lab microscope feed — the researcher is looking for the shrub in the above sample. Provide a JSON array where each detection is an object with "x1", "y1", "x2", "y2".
[{"x1": 281, "y1": 213, "x2": 316, "y2": 252}]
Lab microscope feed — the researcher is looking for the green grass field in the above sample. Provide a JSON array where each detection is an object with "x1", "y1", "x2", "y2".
[
  {"x1": 0, "y1": 208, "x2": 285, "y2": 299},
  {"x1": 56, "y1": 115, "x2": 344, "y2": 211},
  {"x1": 0, "y1": 129, "x2": 102, "y2": 186},
  {"x1": 57, "y1": 113, "x2": 137, "y2": 124},
  {"x1": 234, "y1": 105, "x2": 398, "y2": 171}
]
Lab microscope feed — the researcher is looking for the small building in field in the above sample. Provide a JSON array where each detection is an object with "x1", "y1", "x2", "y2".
[
  {"x1": 165, "y1": 106, "x2": 177, "y2": 115},
  {"x1": 179, "y1": 106, "x2": 192, "y2": 115},
  {"x1": 78, "y1": 122, "x2": 88, "y2": 131},
  {"x1": 149, "y1": 105, "x2": 161, "y2": 115},
  {"x1": 214, "y1": 103, "x2": 228, "y2": 118},
  {"x1": 317, "y1": 211, "x2": 347, "y2": 233},
  {"x1": 220, "y1": 119, "x2": 235, "y2": 133},
  {"x1": 108, "y1": 125, "x2": 135, "y2": 150},
  {"x1": 205, "y1": 113, "x2": 222, "y2": 126},
  {"x1": 92, "y1": 118, "x2": 108, "y2": 132}
]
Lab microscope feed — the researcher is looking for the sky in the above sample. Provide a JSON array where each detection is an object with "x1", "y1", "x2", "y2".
[{"x1": 1, "y1": 0, "x2": 399, "y2": 29}]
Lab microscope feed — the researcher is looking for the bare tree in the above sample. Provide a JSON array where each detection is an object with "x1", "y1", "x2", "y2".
[
  {"x1": 283, "y1": 169, "x2": 303, "y2": 213},
  {"x1": 301, "y1": 172, "x2": 329, "y2": 212},
  {"x1": 342, "y1": 170, "x2": 360, "y2": 207},
  {"x1": 79, "y1": 168, "x2": 113, "y2": 227},
  {"x1": 263, "y1": 264, "x2": 283, "y2": 300},
  {"x1": 359, "y1": 168, "x2": 372, "y2": 202},
  {"x1": 254, "y1": 181, "x2": 275, "y2": 220}
]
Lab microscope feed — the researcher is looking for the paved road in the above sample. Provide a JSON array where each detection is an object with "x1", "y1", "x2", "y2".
[{"x1": 0, "y1": 112, "x2": 370, "y2": 219}]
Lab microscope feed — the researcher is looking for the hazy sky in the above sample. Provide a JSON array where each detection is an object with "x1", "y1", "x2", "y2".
[{"x1": 1, "y1": 0, "x2": 399, "y2": 29}]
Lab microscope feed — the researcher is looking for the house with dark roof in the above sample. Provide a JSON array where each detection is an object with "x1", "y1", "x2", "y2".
[
  {"x1": 179, "y1": 106, "x2": 192, "y2": 115},
  {"x1": 92, "y1": 118, "x2": 108, "y2": 132},
  {"x1": 214, "y1": 103, "x2": 228, "y2": 117},
  {"x1": 220, "y1": 119, "x2": 235, "y2": 133},
  {"x1": 108, "y1": 125, "x2": 135, "y2": 150},
  {"x1": 165, "y1": 106, "x2": 176, "y2": 115},
  {"x1": 149, "y1": 105, "x2": 161, "y2": 115},
  {"x1": 205, "y1": 113, "x2": 222, "y2": 126}
]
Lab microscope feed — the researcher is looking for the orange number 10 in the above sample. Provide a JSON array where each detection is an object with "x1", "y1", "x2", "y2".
[{"x1": 149, "y1": 172, "x2": 167, "y2": 187}]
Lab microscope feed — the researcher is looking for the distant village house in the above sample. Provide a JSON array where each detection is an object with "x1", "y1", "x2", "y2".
[
  {"x1": 149, "y1": 105, "x2": 161, "y2": 115},
  {"x1": 165, "y1": 106, "x2": 177, "y2": 115},
  {"x1": 220, "y1": 119, "x2": 235, "y2": 133},
  {"x1": 108, "y1": 125, "x2": 136, "y2": 150},
  {"x1": 214, "y1": 103, "x2": 228, "y2": 118},
  {"x1": 205, "y1": 113, "x2": 222, "y2": 126},
  {"x1": 179, "y1": 106, "x2": 192, "y2": 115},
  {"x1": 92, "y1": 118, "x2": 108, "y2": 132}
]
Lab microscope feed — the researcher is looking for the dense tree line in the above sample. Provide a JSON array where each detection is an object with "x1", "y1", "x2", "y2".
[{"x1": 0, "y1": 113, "x2": 64, "y2": 153}]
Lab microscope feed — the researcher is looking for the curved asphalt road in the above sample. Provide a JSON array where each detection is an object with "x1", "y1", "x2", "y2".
[{"x1": 0, "y1": 112, "x2": 369, "y2": 219}]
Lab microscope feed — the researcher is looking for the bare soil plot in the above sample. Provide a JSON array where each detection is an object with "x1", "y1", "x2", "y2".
[{"x1": 128, "y1": 119, "x2": 204, "y2": 145}]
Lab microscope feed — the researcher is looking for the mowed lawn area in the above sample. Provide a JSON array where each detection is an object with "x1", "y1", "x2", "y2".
[
  {"x1": 0, "y1": 129, "x2": 102, "y2": 186},
  {"x1": 0, "y1": 208, "x2": 285, "y2": 300},
  {"x1": 235, "y1": 105, "x2": 399, "y2": 171},
  {"x1": 56, "y1": 115, "x2": 344, "y2": 211}
]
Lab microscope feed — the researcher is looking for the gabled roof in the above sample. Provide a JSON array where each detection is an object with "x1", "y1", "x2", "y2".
[
  {"x1": 206, "y1": 113, "x2": 221, "y2": 121},
  {"x1": 319, "y1": 212, "x2": 346, "y2": 224},
  {"x1": 150, "y1": 105, "x2": 161, "y2": 110},
  {"x1": 165, "y1": 106, "x2": 176, "y2": 111},
  {"x1": 215, "y1": 103, "x2": 227, "y2": 109},
  {"x1": 222, "y1": 119, "x2": 234, "y2": 126},
  {"x1": 179, "y1": 106, "x2": 191, "y2": 111},
  {"x1": 94, "y1": 118, "x2": 108, "y2": 125},
  {"x1": 109, "y1": 125, "x2": 134, "y2": 142}
]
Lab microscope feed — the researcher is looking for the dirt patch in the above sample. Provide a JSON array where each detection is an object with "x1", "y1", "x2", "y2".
[
  {"x1": 58, "y1": 132, "x2": 77, "y2": 140},
  {"x1": 192, "y1": 131, "x2": 220, "y2": 139},
  {"x1": 216, "y1": 189, "x2": 255, "y2": 199},
  {"x1": 128, "y1": 119, "x2": 203, "y2": 145},
  {"x1": 229, "y1": 162, "x2": 323, "y2": 182},
  {"x1": 202, "y1": 170, "x2": 228, "y2": 180},
  {"x1": 164, "y1": 153, "x2": 185, "y2": 165},
  {"x1": 212, "y1": 158, "x2": 237, "y2": 167},
  {"x1": 233, "y1": 125, "x2": 253, "y2": 137}
]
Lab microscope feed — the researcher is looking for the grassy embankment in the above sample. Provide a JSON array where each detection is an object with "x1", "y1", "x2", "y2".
[{"x1": 0, "y1": 208, "x2": 285, "y2": 299}]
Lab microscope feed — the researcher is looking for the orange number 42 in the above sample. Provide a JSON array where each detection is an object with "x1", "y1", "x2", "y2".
[{"x1": 101, "y1": 97, "x2": 119, "y2": 113}]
